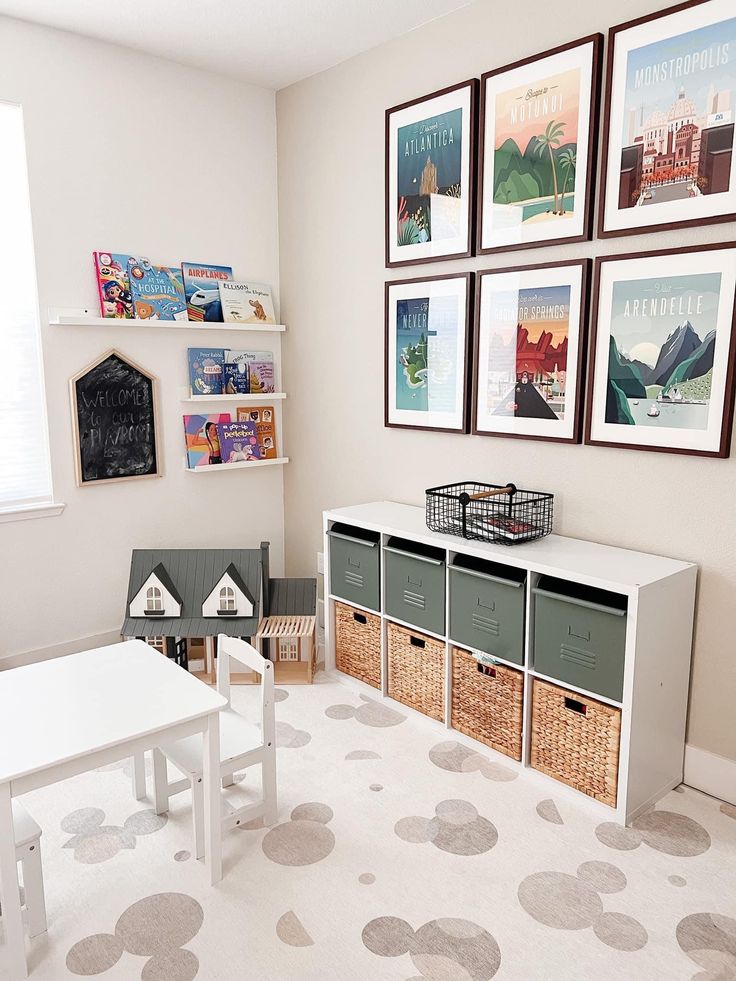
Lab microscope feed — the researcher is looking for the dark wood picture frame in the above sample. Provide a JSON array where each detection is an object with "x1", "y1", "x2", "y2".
[
  {"x1": 471, "y1": 258, "x2": 590, "y2": 444},
  {"x1": 598, "y1": 0, "x2": 736, "y2": 239},
  {"x1": 384, "y1": 271, "x2": 474, "y2": 434},
  {"x1": 477, "y1": 33, "x2": 603, "y2": 256},
  {"x1": 584, "y1": 242, "x2": 736, "y2": 458},
  {"x1": 385, "y1": 79, "x2": 478, "y2": 269}
]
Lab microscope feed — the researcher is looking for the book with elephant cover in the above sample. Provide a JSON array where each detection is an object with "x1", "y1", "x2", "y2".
[
  {"x1": 236, "y1": 404, "x2": 278, "y2": 458},
  {"x1": 219, "y1": 281, "x2": 277, "y2": 324}
]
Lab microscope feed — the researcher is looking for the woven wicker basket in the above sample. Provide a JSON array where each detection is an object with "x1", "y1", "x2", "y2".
[
  {"x1": 451, "y1": 648, "x2": 524, "y2": 761},
  {"x1": 387, "y1": 621, "x2": 444, "y2": 722},
  {"x1": 530, "y1": 678, "x2": 621, "y2": 807},
  {"x1": 334, "y1": 601, "x2": 381, "y2": 689}
]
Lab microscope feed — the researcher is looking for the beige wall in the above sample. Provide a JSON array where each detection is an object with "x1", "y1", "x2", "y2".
[
  {"x1": 277, "y1": 0, "x2": 736, "y2": 761},
  {"x1": 0, "y1": 17, "x2": 284, "y2": 660}
]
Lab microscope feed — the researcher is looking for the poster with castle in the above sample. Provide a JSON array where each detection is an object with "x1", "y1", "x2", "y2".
[
  {"x1": 473, "y1": 261, "x2": 587, "y2": 443},
  {"x1": 479, "y1": 36, "x2": 600, "y2": 253},
  {"x1": 386, "y1": 81, "x2": 476, "y2": 267},
  {"x1": 600, "y1": 0, "x2": 736, "y2": 235},
  {"x1": 586, "y1": 245, "x2": 736, "y2": 457},
  {"x1": 385, "y1": 275, "x2": 471, "y2": 433}
]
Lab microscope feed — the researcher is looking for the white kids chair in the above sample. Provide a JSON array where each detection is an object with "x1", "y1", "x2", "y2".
[
  {"x1": 2, "y1": 800, "x2": 47, "y2": 940},
  {"x1": 151, "y1": 635, "x2": 277, "y2": 858}
]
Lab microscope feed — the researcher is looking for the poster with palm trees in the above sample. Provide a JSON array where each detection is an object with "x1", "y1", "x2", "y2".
[{"x1": 478, "y1": 35, "x2": 602, "y2": 254}]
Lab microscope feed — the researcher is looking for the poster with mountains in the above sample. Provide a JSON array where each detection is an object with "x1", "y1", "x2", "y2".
[{"x1": 604, "y1": 271, "x2": 722, "y2": 431}]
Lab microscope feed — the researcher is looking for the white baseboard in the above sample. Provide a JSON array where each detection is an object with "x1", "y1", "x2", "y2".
[
  {"x1": 0, "y1": 630, "x2": 121, "y2": 671},
  {"x1": 684, "y1": 743, "x2": 736, "y2": 805}
]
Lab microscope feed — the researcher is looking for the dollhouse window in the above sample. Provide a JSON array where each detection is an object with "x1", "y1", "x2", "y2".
[
  {"x1": 146, "y1": 586, "x2": 163, "y2": 612},
  {"x1": 219, "y1": 586, "x2": 236, "y2": 612},
  {"x1": 279, "y1": 638, "x2": 299, "y2": 662}
]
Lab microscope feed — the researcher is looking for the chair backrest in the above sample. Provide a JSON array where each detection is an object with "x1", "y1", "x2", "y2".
[{"x1": 216, "y1": 635, "x2": 275, "y2": 746}]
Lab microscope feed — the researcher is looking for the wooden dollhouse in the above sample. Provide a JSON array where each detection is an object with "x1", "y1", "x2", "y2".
[{"x1": 121, "y1": 544, "x2": 317, "y2": 683}]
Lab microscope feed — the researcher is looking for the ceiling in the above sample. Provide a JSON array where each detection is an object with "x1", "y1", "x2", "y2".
[{"x1": 0, "y1": 0, "x2": 473, "y2": 90}]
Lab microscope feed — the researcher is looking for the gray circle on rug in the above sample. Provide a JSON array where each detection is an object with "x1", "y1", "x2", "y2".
[
  {"x1": 66, "y1": 933, "x2": 123, "y2": 975},
  {"x1": 263, "y1": 820, "x2": 335, "y2": 866},
  {"x1": 354, "y1": 698, "x2": 406, "y2": 727},
  {"x1": 345, "y1": 749, "x2": 381, "y2": 760},
  {"x1": 74, "y1": 828, "x2": 132, "y2": 865},
  {"x1": 592, "y1": 912, "x2": 648, "y2": 951},
  {"x1": 721, "y1": 803, "x2": 736, "y2": 821},
  {"x1": 359, "y1": 873, "x2": 376, "y2": 885},
  {"x1": 174, "y1": 851, "x2": 191, "y2": 863},
  {"x1": 429, "y1": 815, "x2": 498, "y2": 856},
  {"x1": 124, "y1": 810, "x2": 168, "y2": 836},
  {"x1": 370, "y1": 783, "x2": 383, "y2": 792},
  {"x1": 291, "y1": 802, "x2": 333, "y2": 824},
  {"x1": 325, "y1": 704, "x2": 355, "y2": 720},
  {"x1": 576, "y1": 861, "x2": 627, "y2": 894},
  {"x1": 429, "y1": 741, "x2": 477, "y2": 773},
  {"x1": 536, "y1": 799, "x2": 564, "y2": 825},
  {"x1": 276, "y1": 910, "x2": 314, "y2": 947},
  {"x1": 595, "y1": 822, "x2": 643, "y2": 851},
  {"x1": 668, "y1": 875, "x2": 686, "y2": 887},
  {"x1": 435, "y1": 799, "x2": 478, "y2": 825},
  {"x1": 676, "y1": 912, "x2": 736, "y2": 959},
  {"x1": 395, "y1": 816, "x2": 437, "y2": 844},
  {"x1": 518, "y1": 871, "x2": 603, "y2": 930},
  {"x1": 141, "y1": 948, "x2": 199, "y2": 981},
  {"x1": 410, "y1": 918, "x2": 501, "y2": 980},
  {"x1": 274, "y1": 688, "x2": 289, "y2": 702},
  {"x1": 362, "y1": 916, "x2": 414, "y2": 957},
  {"x1": 115, "y1": 893, "x2": 204, "y2": 956},
  {"x1": 62, "y1": 808, "x2": 105, "y2": 835},
  {"x1": 632, "y1": 810, "x2": 711, "y2": 857}
]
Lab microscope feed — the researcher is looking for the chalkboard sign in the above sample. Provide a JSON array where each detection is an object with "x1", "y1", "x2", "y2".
[{"x1": 70, "y1": 349, "x2": 161, "y2": 485}]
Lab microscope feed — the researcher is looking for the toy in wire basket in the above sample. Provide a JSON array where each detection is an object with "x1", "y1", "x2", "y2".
[{"x1": 425, "y1": 481, "x2": 553, "y2": 545}]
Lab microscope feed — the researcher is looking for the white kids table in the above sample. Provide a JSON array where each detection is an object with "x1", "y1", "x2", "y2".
[{"x1": 0, "y1": 640, "x2": 227, "y2": 980}]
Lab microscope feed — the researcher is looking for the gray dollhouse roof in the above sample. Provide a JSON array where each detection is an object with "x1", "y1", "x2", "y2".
[
  {"x1": 268, "y1": 578, "x2": 317, "y2": 616},
  {"x1": 121, "y1": 547, "x2": 266, "y2": 640}
]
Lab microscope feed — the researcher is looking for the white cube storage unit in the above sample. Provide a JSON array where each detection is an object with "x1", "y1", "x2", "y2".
[{"x1": 323, "y1": 501, "x2": 697, "y2": 825}]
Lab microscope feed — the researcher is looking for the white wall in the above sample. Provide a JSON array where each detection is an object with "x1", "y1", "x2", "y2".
[
  {"x1": 276, "y1": 0, "x2": 736, "y2": 763},
  {"x1": 0, "y1": 16, "x2": 284, "y2": 661}
]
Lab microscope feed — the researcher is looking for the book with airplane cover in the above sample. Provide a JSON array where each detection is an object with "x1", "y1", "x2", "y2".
[
  {"x1": 181, "y1": 261, "x2": 233, "y2": 322},
  {"x1": 129, "y1": 258, "x2": 187, "y2": 321},
  {"x1": 236, "y1": 404, "x2": 278, "y2": 459},
  {"x1": 93, "y1": 251, "x2": 135, "y2": 318},
  {"x1": 224, "y1": 349, "x2": 275, "y2": 393},
  {"x1": 183, "y1": 413, "x2": 230, "y2": 468},
  {"x1": 188, "y1": 348, "x2": 225, "y2": 396},
  {"x1": 223, "y1": 362, "x2": 250, "y2": 395},
  {"x1": 219, "y1": 281, "x2": 277, "y2": 324},
  {"x1": 218, "y1": 421, "x2": 262, "y2": 464}
]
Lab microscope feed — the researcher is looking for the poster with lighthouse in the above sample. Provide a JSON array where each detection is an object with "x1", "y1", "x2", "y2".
[
  {"x1": 586, "y1": 244, "x2": 736, "y2": 457},
  {"x1": 600, "y1": 0, "x2": 736, "y2": 236}
]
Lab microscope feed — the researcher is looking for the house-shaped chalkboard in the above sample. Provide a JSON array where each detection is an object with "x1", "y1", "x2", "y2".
[{"x1": 70, "y1": 349, "x2": 161, "y2": 485}]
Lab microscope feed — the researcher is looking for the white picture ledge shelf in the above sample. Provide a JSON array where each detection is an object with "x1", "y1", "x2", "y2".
[
  {"x1": 184, "y1": 457, "x2": 289, "y2": 473},
  {"x1": 179, "y1": 390, "x2": 287, "y2": 404},
  {"x1": 49, "y1": 308, "x2": 286, "y2": 332}
]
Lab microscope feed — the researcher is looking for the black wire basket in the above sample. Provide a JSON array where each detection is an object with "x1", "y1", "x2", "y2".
[{"x1": 425, "y1": 481, "x2": 554, "y2": 546}]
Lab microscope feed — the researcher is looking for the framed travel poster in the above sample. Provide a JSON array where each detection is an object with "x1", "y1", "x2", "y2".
[
  {"x1": 477, "y1": 35, "x2": 602, "y2": 254},
  {"x1": 385, "y1": 80, "x2": 477, "y2": 268},
  {"x1": 385, "y1": 273, "x2": 472, "y2": 433},
  {"x1": 586, "y1": 243, "x2": 736, "y2": 457},
  {"x1": 472, "y1": 259, "x2": 589, "y2": 443},
  {"x1": 599, "y1": 0, "x2": 736, "y2": 238}
]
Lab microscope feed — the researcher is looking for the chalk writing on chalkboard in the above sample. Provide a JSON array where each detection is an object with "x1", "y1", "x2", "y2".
[{"x1": 70, "y1": 349, "x2": 161, "y2": 485}]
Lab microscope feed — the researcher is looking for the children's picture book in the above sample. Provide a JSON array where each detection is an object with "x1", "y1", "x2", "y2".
[
  {"x1": 236, "y1": 405, "x2": 278, "y2": 458},
  {"x1": 183, "y1": 413, "x2": 230, "y2": 468},
  {"x1": 223, "y1": 362, "x2": 250, "y2": 395},
  {"x1": 219, "y1": 281, "x2": 277, "y2": 324},
  {"x1": 129, "y1": 258, "x2": 187, "y2": 321},
  {"x1": 188, "y1": 348, "x2": 225, "y2": 395},
  {"x1": 181, "y1": 262, "x2": 233, "y2": 322},
  {"x1": 218, "y1": 421, "x2": 262, "y2": 464},
  {"x1": 93, "y1": 252, "x2": 135, "y2": 318},
  {"x1": 224, "y1": 349, "x2": 275, "y2": 393}
]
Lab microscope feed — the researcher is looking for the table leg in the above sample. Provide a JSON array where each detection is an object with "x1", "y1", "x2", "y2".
[
  {"x1": 203, "y1": 712, "x2": 222, "y2": 885},
  {"x1": 0, "y1": 782, "x2": 27, "y2": 980},
  {"x1": 132, "y1": 752, "x2": 147, "y2": 801}
]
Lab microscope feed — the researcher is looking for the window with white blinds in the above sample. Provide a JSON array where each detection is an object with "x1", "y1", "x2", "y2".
[{"x1": 0, "y1": 102, "x2": 54, "y2": 513}]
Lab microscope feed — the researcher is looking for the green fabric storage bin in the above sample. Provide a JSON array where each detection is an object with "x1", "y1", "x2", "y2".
[
  {"x1": 533, "y1": 576, "x2": 627, "y2": 702},
  {"x1": 449, "y1": 556, "x2": 526, "y2": 665},
  {"x1": 384, "y1": 537, "x2": 446, "y2": 635},
  {"x1": 328, "y1": 523, "x2": 381, "y2": 612}
]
